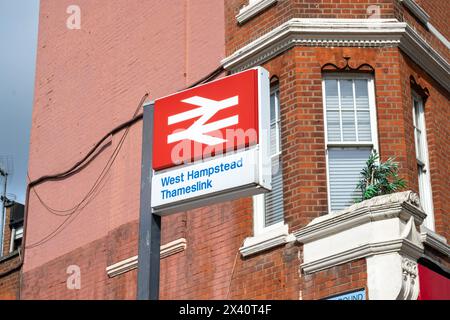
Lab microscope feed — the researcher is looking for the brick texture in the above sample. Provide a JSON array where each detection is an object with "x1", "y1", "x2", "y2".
[{"x1": 21, "y1": 0, "x2": 448, "y2": 300}]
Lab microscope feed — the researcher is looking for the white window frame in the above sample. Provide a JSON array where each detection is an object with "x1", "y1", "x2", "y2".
[
  {"x1": 253, "y1": 85, "x2": 284, "y2": 236},
  {"x1": 411, "y1": 91, "x2": 435, "y2": 230},
  {"x1": 322, "y1": 73, "x2": 380, "y2": 213},
  {"x1": 240, "y1": 84, "x2": 291, "y2": 257},
  {"x1": 9, "y1": 226, "x2": 22, "y2": 253}
]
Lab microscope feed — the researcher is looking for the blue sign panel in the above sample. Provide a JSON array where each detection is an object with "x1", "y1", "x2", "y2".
[{"x1": 326, "y1": 289, "x2": 366, "y2": 300}]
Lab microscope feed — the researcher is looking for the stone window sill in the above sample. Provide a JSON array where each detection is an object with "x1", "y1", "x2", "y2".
[{"x1": 239, "y1": 223, "x2": 294, "y2": 257}]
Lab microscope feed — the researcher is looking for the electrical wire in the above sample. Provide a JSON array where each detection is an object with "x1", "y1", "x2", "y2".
[
  {"x1": 25, "y1": 93, "x2": 148, "y2": 249},
  {"x1": 226, "y1": 249, "x2": 240, "y2": 299},
  {"x1": 24, "y1": 65, "x2": 225, "y2": 249}
]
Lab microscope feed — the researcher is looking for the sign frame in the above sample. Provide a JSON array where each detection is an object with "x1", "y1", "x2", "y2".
[
  {"x1": 138, "y1": 67, "x2": 272, "y2": 300},
  {"x1": 151, "y1": 67, "x2": 272, "y2": 215}
]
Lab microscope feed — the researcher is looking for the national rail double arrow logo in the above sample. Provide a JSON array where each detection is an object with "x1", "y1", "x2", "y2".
[
  {"x1": 167, "y1": 96, "x2": 239, "y2": 146},
  {"x1": 153, "y1": 68, "x2": 260, "y2": 170}
]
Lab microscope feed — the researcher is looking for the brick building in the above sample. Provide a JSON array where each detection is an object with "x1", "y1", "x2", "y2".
[
  {"x1": 0, "y1": 202, "x2": 24, "y2": 300},
  {"x1": 21, "y1": 0, "x2": 449, "y2": 300}
]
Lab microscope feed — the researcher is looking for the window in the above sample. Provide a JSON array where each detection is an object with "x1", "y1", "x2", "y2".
[
  {"x1": 323, "y1": 75, "x2": 378, "y2": 212},
  {"x1": 253, "y1": 85, "x2": 284, "y2": 234},
  {"x1": 412, "y1": 92, "x2": 434, "y2": 230},
  {"x1": 9, "y1": 226, "x2": 22, "y2": 252}
]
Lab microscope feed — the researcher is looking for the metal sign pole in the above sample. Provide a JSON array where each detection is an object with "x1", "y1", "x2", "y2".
[{"x1": 137, "y1": 103, "x2": 161, "y2": 300}]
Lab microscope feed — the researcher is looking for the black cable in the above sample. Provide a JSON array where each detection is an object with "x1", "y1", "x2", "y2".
[
  {"x1": 25, "y1": 93, "x2": 147, "y2": 248},
  {"x1": 25, "y1": 66, "x2": 225, "y2": 249}
]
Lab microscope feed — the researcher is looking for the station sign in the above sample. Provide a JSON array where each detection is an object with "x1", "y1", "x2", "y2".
[
  {"x1": 151, "y1": 67, "x2": 271, "y2": 214},
  {"x1": 326, "y1": 289, "x2": 366, "y2": 300}
]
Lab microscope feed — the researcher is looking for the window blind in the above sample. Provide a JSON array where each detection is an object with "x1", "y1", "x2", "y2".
[
  {"x1": 328, "y1": 147, "x2": 371, "y2": 211},
  {"x1": 264, "y1": 88, "x2": 284, "y2": 227},
  {"x1": 324, "y1": 77, "x2": 375, "y2": 212}
]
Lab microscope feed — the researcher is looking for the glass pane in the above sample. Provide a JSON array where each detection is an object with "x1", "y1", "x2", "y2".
[
  {"x1": 355, "y1": 80, "x2": 369, "y2": 110},
  {"x1": 270, "y1": 123, "x2": 277, "y2": 156},
  {"x1": 325, "y1": 79, "x2": 339, "y2": 110},
  {"x1": 342, "y1": 110, "x2": 356, "y2": 141},
  {"x1": 414, "y1": 99, "x2": 421, "y2": 129},
  {"x1": 265, "y1": 157, "x2": 284, "y2": 227},
  {"x1": 357, "y1": 110, "x2": 371, "y2": 141},
  {"x1": 270, "y1": 93, "x2": 276, "y2": 124},
  {"x1": 415, "y1": 128, "x2": 423, "y2": 161},
  {"x1": 340, "y1": 80, "x2": 354, "y2": 110},
  {"x1": 340, "y1": 80, "x2": 356, "y2": 142},
  {"x1": 328, "y1": 148, "x2": 371, "y2": 211},
  {"x1": 326, "y1": 110, "x2": 341, "y2": 142}
]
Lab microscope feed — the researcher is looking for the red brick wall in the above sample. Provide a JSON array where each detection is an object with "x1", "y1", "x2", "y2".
[
  {"x1": 395, "y1": 1, "x2": 449, "y2": 61},
  {"x1": 2, "y1": 206, "x2": 12, "y2": 257},
  {"x1": 22, "y1": 0, "x2": 448, "y2": 300},
  {"x1": 415, "y1": 0, "x2": 450, "y2": 39},
  {"x1": 0, "y1": 254, "x2": 21, "y2": 300},
  {"x1": 22, "y1": 0, "x2": 225, "y2": 299},
  {"x1": 301, "y1": 259, "x2": 368, "y2": 300},
  {"x1": 398, "y1": 53, "x2": 450, "y2": 241}
]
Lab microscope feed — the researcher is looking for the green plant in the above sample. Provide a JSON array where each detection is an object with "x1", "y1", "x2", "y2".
[{"x1": 356, "y1": 151, "x2": 406, "y2": 202}]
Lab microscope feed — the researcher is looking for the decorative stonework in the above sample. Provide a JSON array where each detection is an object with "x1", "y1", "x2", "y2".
[
  {"x1": 221, "y1": 18, "x2": 450, "y2": 93},
  {"x1": 236, "y1": 0, "x2": 278, "y2": 25},
  {"x1": 295, "y1": 191, "x2": 431, "y2": 299},
  {"x1": 420, "y1": 226, "x2": 450, "y2": 257},
  {"x1": 295, "y1": 191, "x2": 426, "y2": 246},
  {"x1": 399, "y1": 257, "x2": 420, "y2": 300},
  {"x1": 322, "y1": 57, "x2": 375, "y2": 73}
]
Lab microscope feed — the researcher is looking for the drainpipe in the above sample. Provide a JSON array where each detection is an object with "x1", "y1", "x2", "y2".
[{"x1": 0, "y1": 168, "x2": 7, "y2": 257}]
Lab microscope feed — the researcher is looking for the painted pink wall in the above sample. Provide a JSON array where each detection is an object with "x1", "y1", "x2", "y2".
[{"x1": 25, "y1": 0, "x2": 225, "y2": 272}]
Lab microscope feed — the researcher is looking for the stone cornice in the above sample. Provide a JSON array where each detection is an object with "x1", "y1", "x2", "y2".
[
  {"x1": 294, "y1": 191, "x2": 426, "y2": 244},
  {"x1": 221, "y1": 18, "x2": 450, "y2": 93},
  {"x1": 399, "y1": 25, "x2": 450, "y2": 92},
  {"x1": 222, "y1": 19, "x2": 406, "y2": 71},
  {"x1": 420, "y1": 227, "x2": 450, "y2": 257},
  {"x1": 399, "y1": 0, "x2": 430, "y2": 25},
  {"x1": 295, "y1": 191, "x2": 426, "y2": 276}
]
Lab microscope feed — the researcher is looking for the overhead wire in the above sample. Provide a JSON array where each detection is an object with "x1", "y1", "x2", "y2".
[
  {"x1": 25, "y1": 93, "x2": 148, "y2": 248},
  {"x1": 24, "y1": 65, "x2": 225, "y2": 249}
]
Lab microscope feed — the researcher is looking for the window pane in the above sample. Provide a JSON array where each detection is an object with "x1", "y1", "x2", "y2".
[
  {"x1": 325, "y1": 79, "x2": 339, "y2": 110},
  {"x1": 270, "y1": 123, "x2": 277, "y2": 156},
  {"x1": 357, "y1": 110, "x2": 371, "y2": 141},
  {"x1": 327, "y1": 110, "x2": 341, "y2": 142},
  {"x1": 342, "y1": 110, "x2": 356, "y2": 141},
  {"x1": 265, "y1": 156, "x2": 284, "y2": 227},
  {"x1": 340, "y1": 80, "x2": 356, "y2": 142},
  {"x1": 265, "y1": 88, "x2": 284, "y2": 228},
  {"x1": 270, "y1": 92, "x2": 276, "y2": 124},
  {"x1": 340, "y1": 80, "x2": 354, "y2": 110},
  {"x1": 415, "y1": 128, "x2": 423, "y2": 161},
  {"x1": 355, "y1": 80, "x2": 369, "y2": 110},
  {"x1": 325, "y1": 79, "x2": 341, "y2": 142},
  {"x1": 328, "y1": 147, "x2": 371, "y2": 211},
  {"x1": 414, "y1": 99, "x2": 421, "y2": 129}
]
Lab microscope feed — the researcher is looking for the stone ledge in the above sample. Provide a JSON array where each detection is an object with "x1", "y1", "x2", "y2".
[
  {"x1": 236, "y1": 0, "x2": 278, "y2": 25},
  {"x1": 106, "y1": 238, "x2": 186, "y2": 278}
]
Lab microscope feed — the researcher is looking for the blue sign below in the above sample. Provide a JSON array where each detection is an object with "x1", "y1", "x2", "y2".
[{"x1": 326, "y1": 289, "x2": 366, "y2": 300}]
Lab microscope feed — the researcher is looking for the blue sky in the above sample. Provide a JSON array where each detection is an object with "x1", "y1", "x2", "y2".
[{"x1": 0, "y1": 0, "x2": 40, "y2": 203}]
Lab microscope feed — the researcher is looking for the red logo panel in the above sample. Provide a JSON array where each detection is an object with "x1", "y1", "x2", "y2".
[{"x1": 153, "y1": 69, "x2": 260, "y2": 171}]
